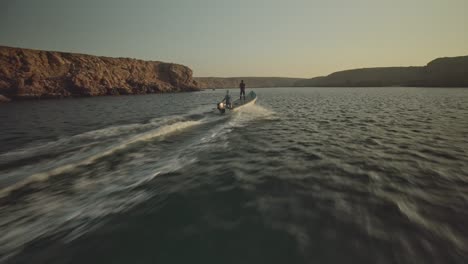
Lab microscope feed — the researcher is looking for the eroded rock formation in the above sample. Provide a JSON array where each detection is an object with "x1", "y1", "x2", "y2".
[{"x1": 0, "y1": 46, "x2": 199, "y2": 99}]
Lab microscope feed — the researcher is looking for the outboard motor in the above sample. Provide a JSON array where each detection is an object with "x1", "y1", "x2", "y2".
[{"x1": 217, "y1": 102, "x2": 226, "y2": 114}]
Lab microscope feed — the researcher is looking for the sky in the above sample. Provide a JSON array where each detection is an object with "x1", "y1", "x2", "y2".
[{"x1": 1, "y1": 0, "x2": 467, "y2": 78}]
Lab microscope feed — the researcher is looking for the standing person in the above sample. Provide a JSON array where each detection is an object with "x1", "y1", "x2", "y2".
[{"x1": 239, "y1": 80, "x2": 246, "y2": 100}]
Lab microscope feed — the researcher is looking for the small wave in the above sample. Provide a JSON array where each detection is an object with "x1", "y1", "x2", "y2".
[{"x1": 380, "y1": 192, "x2": 468, "y2": 254}]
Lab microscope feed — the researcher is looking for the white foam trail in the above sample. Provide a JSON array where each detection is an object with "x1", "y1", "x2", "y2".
[
  {"x1": 0, "y1": 120, "x2": 203, "y2": 199},
  {"x1": 236, "y1": 103, "x2": 275, "y2": 116},
  {"x1": 0, "y1": 119, "x2": 207, "y2": 261},
  {"x1": 0, "y1": 105, "x2": 275, "y2": 261},
  {"x1": 1, "y1": 113, "x2": 200, "y2": 165},
  {"x1": 227, "y1": 103, "x2": 277, "y2": 129}
]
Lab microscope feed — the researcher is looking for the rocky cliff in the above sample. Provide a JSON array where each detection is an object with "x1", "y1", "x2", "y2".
[
  {"x1": 195, "y1": 77, "x2": 305, "y2": 89},
  {"x1": 0, "y1": 46, "x2": 199, "y2": 100},
  {"x1": 295, "y1": 55, "x2": 468, "y2": 87}
]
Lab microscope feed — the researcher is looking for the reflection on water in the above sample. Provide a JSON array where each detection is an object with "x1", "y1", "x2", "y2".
[{"x1": 1, "y1": 88, "x2": 468, "y2": 264}]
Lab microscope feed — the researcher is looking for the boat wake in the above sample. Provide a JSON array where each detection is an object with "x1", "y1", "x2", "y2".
[
  {"x1": 0, "y1": 104, "x2": 276, "y2": 262},
  {"x1": 0, "y1": 119, "x2": 203, "y2": 198}
]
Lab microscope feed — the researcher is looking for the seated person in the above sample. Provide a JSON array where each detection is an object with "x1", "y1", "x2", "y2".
[{"x1": 223, "y1": 90, "x2": 232, "y2": 109}]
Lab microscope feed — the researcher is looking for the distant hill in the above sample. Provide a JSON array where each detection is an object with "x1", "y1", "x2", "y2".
[
  {"x1": 196, "y1": 55, "x2": 468, "y2": 89},
  {"x1": 195, "y1": 77, "x2": 305, "y2": 89},
  {"x1": 295, "y1": 55, "x2": 468, "y2": 87}
]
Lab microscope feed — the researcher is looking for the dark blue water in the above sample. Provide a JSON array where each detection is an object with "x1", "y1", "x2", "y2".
[{"x1": 1, "y1": 88, "x2": 468, "y2": 264}]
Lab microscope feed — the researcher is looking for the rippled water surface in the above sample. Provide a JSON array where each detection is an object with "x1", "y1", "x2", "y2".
[{"x1": 1, "y1": 88, "x2": 468, "y2": 264}]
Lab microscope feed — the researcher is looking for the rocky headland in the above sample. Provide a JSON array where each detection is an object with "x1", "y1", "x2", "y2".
[{"x1": 0, "y1": 46, "x2": 199, "y2": 101}]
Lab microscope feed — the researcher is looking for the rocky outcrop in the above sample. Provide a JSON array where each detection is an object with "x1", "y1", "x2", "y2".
[
  {"x1": 295, "y1": 55, "x2": 468, "y2": 87},
  {"x1": 195, "y1": 77, "x2": 305, "y2": 89},
  {"x1": 0, "y1": 46, "x2": 200, "y2": 100}
]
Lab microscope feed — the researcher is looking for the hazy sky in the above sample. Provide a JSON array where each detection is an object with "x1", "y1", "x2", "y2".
[{"x1": 1, "y1": 0, "x2": 467, "y2": 77}]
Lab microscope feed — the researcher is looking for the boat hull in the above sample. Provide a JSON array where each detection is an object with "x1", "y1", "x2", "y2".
[
  {"x1": 232, "y1": 97, "x2": 257, "y2": 111},
  {"x1": 217, "y1": 91, "x2": 257, "y2": 113}
]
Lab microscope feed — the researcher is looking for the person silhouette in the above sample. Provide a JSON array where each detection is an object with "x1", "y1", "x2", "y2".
[{"x1": 239, "y1": 80, "x2": 246, "y2": 100}]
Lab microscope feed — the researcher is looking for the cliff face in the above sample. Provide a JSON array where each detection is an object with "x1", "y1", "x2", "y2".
[
  {"x1": 295, "y1": 55, "x2": 468, "y2": 87},
  {"x1": 195, "y1": 77, "x2": 305, "y2": 89},
  {"x1": 0, "y1": 46, "x2": 199, "y2": 100}
]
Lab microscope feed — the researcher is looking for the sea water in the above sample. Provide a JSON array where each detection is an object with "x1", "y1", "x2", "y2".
[{"x1": 1, "y1": 87, "x2": 467, "y2": 263}]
